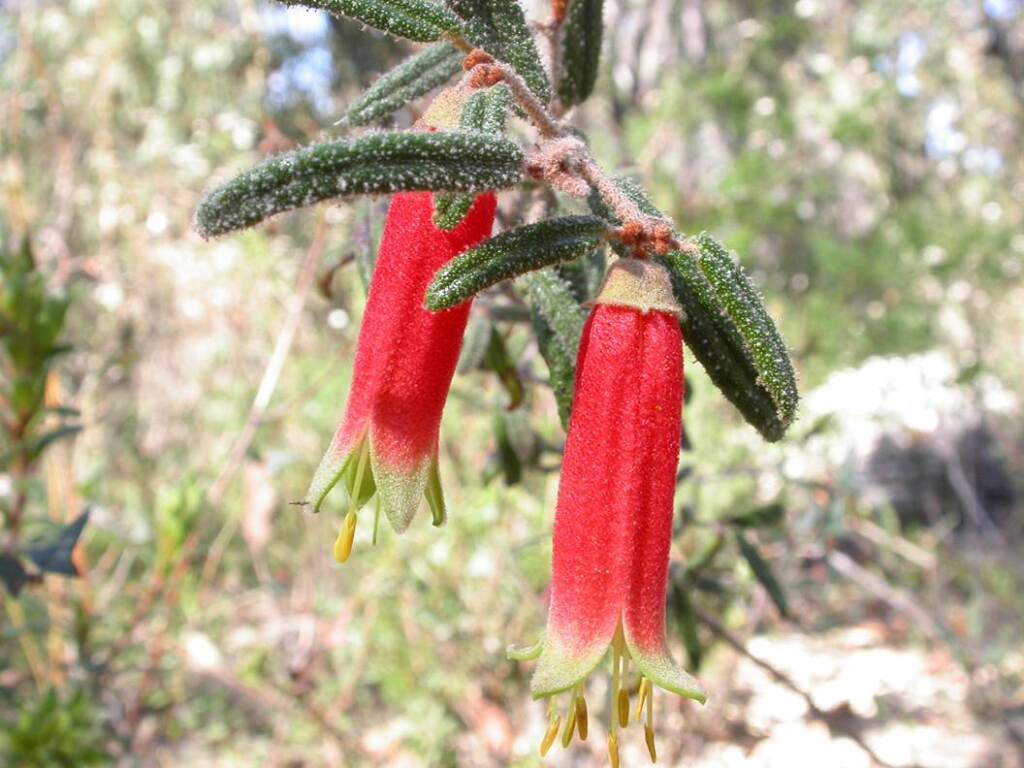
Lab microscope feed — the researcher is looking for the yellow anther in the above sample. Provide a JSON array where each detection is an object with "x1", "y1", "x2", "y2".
[
  {"x1": 635, "y1": 677, "x2": 651, "y2": 723},
  {"x1": 617, "y1": 688, "x2": 630, "y2": 728},
  {"x1": 539, "y1": 715, "x2": 560, "y2": 757},
  {"x1": 561, "y1": 703, "x2": 577, "y2": 748},
  {"x1": 575, "y1": 695, "x2": 588, "y2": 741},
  {"x1": 644, "y1": 724, "x2": 658, "y2": 763},
  {"x1": 333, "y1": 511, "x2": 358, "y2": 563},
  {"x1": 608, "y1": 731, "x2": 620, "y2": 768}
]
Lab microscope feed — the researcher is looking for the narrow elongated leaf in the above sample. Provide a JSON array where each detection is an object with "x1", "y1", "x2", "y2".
[
  {"x1": 483, "y1": 327, "x2": 524, "y2": 409},
  {"x1": 532, "y1": 308, "x2": 575, "y2": 429},
  {"x1": 432, "y1": 193, "x2": 477, "y2": 231},
  {"x1": 559, "y1": 0, "x2": 603, "y2": 106},
  {"x1": 520, "y1": 268, "x2": 586, "y2": 357},
  {"x1": 659, "y1": 250, "x2": 790, "y2": 441},
  {"x1": 196, "y1": 131, "x2": 524, "y2": 238},
  {"x1": 588, "y1": 177, "x2": 798, "y2": 442},
  {"x1": 434, "y1": 85, "x2": 512, "y2": 230},
  {"x1": 344, "y1": 43, "x2": 463, "y2": 126},
  {"x1": 693, "y1": 233, "x2": 799, "y2": 432},
  {"x1": 456, "y1": 314, "x2": 492, "y2": 373},
  {"x1": 727, "y1": 503, "x2": 785, "y2": 529},
  {"x1": 489, "y1": 410, "x2": 523, "y2": 485},
  {"x1": 427, "y1": 216, "x2": 606, "y2": 310},
  {"x1": 277, "y1": 0, "x2": 463, "y2": 42},
  {"x1": 28, "y1": 424, "x2": 81, "y2": 461},
  {"x1": 523, "y1": 269, "x2": 585, "y2": 428},
  {"x1": 735, "y1": 531, "x2": 789, "y2": 618},
  {"x1": 446, "y1": 0, "x2": 551, "y2": 102},
  {"x1": 460, "y1": 83, "x2": 512, "y2": 134}
]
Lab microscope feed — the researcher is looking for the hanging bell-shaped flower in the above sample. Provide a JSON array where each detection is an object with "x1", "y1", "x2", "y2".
[
  {"x1": 306, "y1": 190, "x2": 496, "y2": 562},
  {"x1": 511, "y1": 258, "x2": 705, "y2": 764}
]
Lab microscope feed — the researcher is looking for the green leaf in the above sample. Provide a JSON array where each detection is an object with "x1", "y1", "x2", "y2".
[
  {"x1": 447, "y1": 0, "x2": 552, "y2": 102},
  {"x1": 727, "y1": 503, "x2": 785, "y2": 529},
  {"x1": 559, "y1": 0, "x2": 603, "y2": 106},
  {"x1": 489, "y1": 411, "x2": 522, "y2": 485},
  {"x1": 433, "y1": 85, "x2": 512, "y2": 230},
  {"x1": 343, "y1": 43, "x2": 464, "y2": 126},
  {"x1": 23, "y1": 509, "x2": 90, "y2": 577},
  {"x1": 523, "y1": 269, "x2": 585, "y2": 429},
  {"x1": 27, "y1": 424, "x2": 81, "y2": 462},
  {"x1": 531, "y1": 308, "x2": 575, "y2": 429},
  {"x1": 456, "y1": 314, "x2": 492, "y2": 373},
  {"x1": 426, "y1": 216, "x2": 606, "y2": 310},
  {"x1": 483, "y1": 326, "x2": 524, "y2": 409},
  {"x1": 196, "y1": 131, "x2": 524, "y2": 238},
  {"x1": 588, "y1": 177, "x2": 798, "y2": 442},
  {"x1": 692, "y1": 233, "x2": 799, "y2": 435},
  {"x1": 276, "y1": 0, "x2": 464, "y2": 42},
  {"x1": 520, "y1": 268, "x2": 585, "y2": 359},
  {"x1": 659, "y1": 249, "x2": 791, "y2": 441},
  {"x1": 432, "y1": 194, "x2": 477, "y2": 231},
  {"x1": 735, "y1": 530, "x2": 789, "y2": 618}
]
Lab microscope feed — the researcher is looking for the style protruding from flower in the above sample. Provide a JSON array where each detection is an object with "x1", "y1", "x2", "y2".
[
  {"x1": 509, "y1": 258, "x2": 706, "y2": 763},
  {"x1": 305, "y1": 190, "x2": 496, "y2": 562}
]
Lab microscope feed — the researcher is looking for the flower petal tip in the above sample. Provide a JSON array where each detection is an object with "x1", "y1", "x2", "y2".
[
  {"x1": 529, "y1": 639, "x2": 607, "y2": 699},
  {"x1": 368, "y1": 443, "x2": 433, "y2": 534},
  {"x1": 627, "y1": 644, "x2": 707, "y2": 704},
  {"x1": 306, "y1": 433, "x2": 373, "y2": 514}
]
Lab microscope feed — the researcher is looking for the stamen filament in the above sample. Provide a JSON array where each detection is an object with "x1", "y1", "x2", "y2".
[
  {"x1": 540, "y1": 714, "x2": 561, "y2": 757},
  {"x1": 645, "y1": 684, "x2": 657, "y2": 763},
  {"x1": 372, "y1": 495, "x2": 381, "y2": 545},
  {"x1": 561, "y1": 701, "x2": 577, "y2": 748},
  {"x1": 610, "y1": 632, "x2": 621, "y2": 738},
  {"x1": 635, "y1": 677, "x2": 651, "y2": 723},
  {"x1": 608, "y1": 731, "x2": 620, "y2": 768}
]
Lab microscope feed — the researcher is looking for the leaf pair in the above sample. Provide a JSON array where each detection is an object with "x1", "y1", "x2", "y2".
[{"x1": 559, "y1": 0, "x2": 604, "y2": 106}]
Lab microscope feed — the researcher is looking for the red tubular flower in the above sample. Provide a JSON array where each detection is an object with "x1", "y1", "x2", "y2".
[
  {"x1": 511, "y1": 259, "x2": 705, "y2": 764},
  {"x1": 306, "y1": 190, "x2": 496, "y2": 561}
]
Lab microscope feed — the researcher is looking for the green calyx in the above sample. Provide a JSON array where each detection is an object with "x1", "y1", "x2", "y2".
[{"x1": 306, "y1": 431, "x2": 446, "y2": 534}]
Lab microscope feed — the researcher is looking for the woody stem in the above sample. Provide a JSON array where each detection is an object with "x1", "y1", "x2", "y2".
[{"x1": 452, "y1": 31, "x2": 670, "y2": 233}]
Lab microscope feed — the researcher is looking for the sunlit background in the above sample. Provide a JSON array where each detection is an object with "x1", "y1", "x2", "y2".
[{"x1": 1, "y1": 0, "x2": 1023, "y2": 765}]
